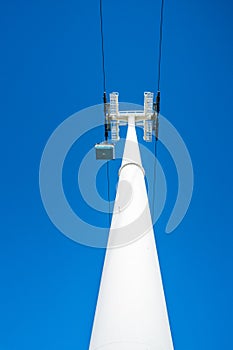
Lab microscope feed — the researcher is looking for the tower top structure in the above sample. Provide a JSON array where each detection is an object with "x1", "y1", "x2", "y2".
[{"x1": 95, "y1": 92, "x2": 159, "y2": 160}]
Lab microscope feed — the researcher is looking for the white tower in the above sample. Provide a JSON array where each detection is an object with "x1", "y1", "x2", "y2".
[{"x1": 90, "y1": 94, "x2": 174, "y2": 350}]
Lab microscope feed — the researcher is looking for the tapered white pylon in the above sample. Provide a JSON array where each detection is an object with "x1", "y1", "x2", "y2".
[{"x1": 89, "y1": 116, "x2": 174, "y2": 350}]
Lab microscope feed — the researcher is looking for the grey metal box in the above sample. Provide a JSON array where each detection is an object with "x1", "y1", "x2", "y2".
[{"x1": 95, "y1": 143, "x2": 115, "y2": 160}]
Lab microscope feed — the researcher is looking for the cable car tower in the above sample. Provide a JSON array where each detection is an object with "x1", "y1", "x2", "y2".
[
  {"x1": 89, "y1": 1, "x2": 174, "y2": 349},
  {"x1": 90, "y1": 90, "x2": 174, "y2": 350}
]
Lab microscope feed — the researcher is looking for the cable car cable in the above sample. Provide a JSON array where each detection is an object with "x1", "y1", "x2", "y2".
[
  {"x1": 100, "y1": 0, "x2": 106, "y2": 93},
  {"x1": 99, "y1": 0, "x2": 111, "y2": 226},
  {"x1": 157, "y1": 0, "x2": 164, "y2": 93},
  {"x1": 152, "y1": 0, "x2": 165, "y2": 223}
]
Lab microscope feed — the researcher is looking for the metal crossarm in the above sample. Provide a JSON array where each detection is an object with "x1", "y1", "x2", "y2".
[{"x1": 108, "y1": 91, "x2": 158, "y2": 142}]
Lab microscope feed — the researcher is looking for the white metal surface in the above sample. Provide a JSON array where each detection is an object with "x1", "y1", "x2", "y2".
[
  {"x1": 89, "y1": 116, "x2": 174, "y2": 350},
  {"x1": 110, "y1": 92, "x2": 119, "y2": 117},
  {"x1": 144, "y1": 92, "x2": 154, "y2": 116},
  {"x1": 110, "y1": 92, "x2": 120, "y2": 141}
]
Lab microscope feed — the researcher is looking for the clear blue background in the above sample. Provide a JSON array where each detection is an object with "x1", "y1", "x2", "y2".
[{"x1": 1, "y1": 0, "x2": 233, "y2": 349}]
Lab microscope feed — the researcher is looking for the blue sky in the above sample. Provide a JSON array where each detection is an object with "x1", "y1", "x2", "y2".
[{"x1": 1, "y1": 0, "x2": 233, "y2": 349}]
